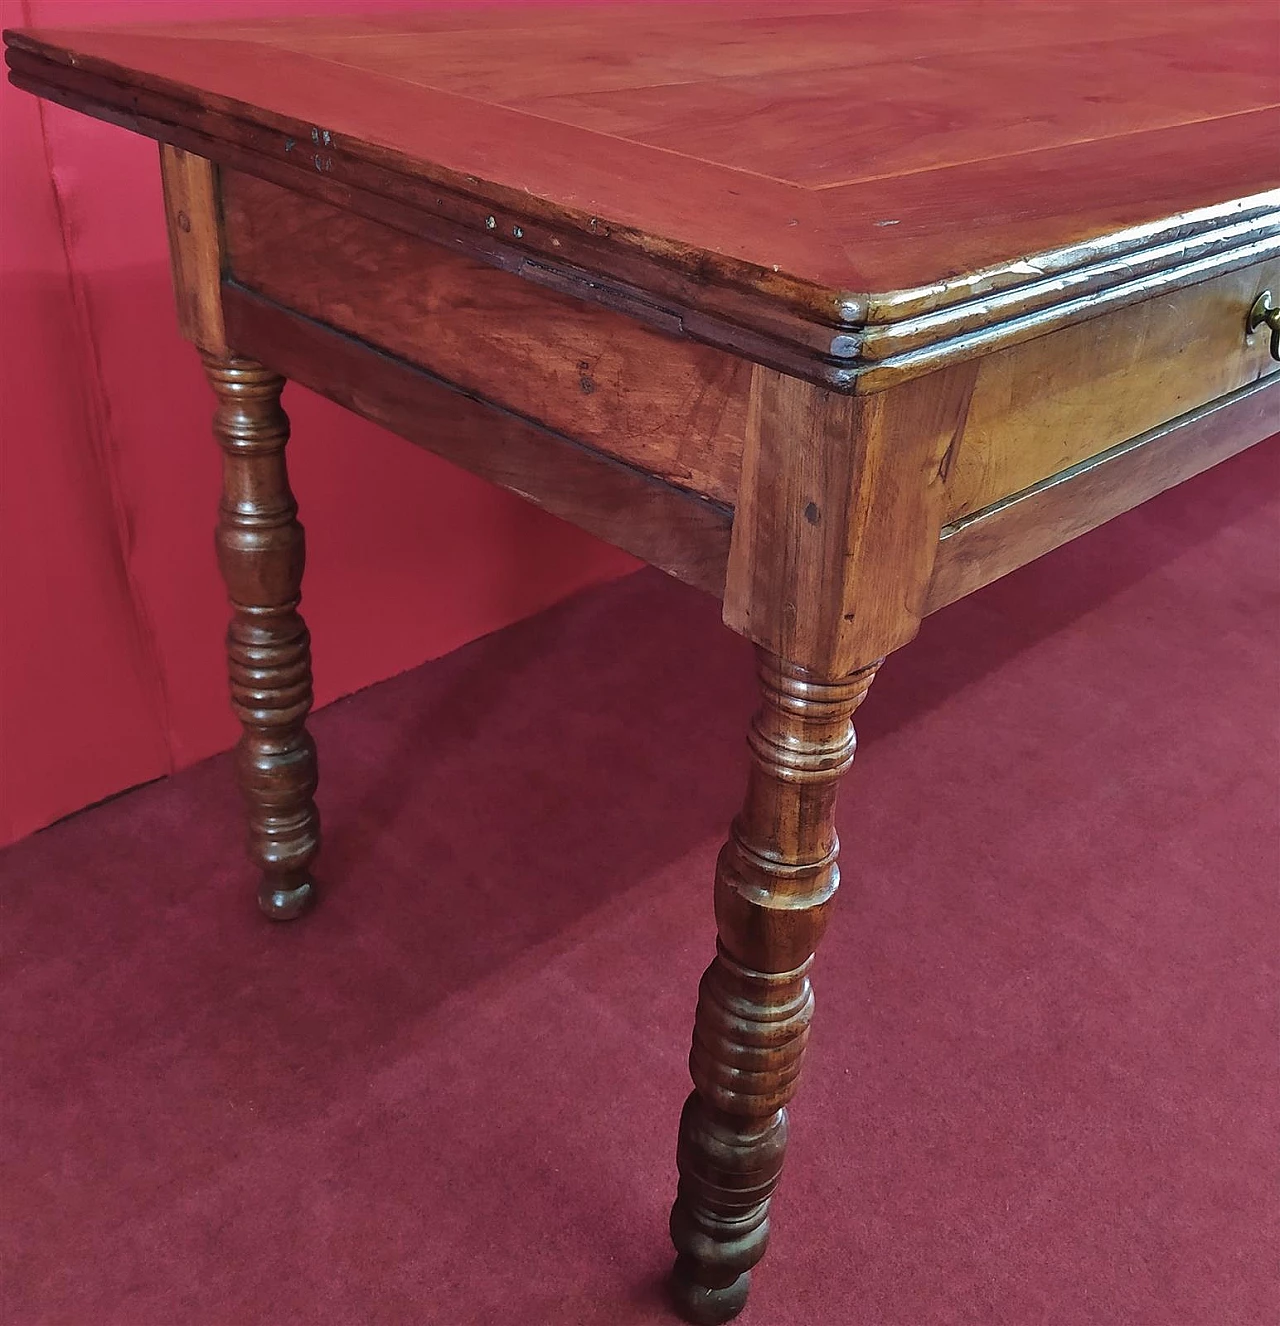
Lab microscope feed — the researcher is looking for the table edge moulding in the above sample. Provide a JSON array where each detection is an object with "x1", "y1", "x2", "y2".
[
  {"x1": 6, "y1": 24, "x2": 1280, "y2": 389},
  {"x1": 6, "y1": 7, "x2": 1279, "y2": 1324}
]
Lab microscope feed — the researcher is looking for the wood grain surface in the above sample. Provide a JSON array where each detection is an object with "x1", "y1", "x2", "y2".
[
  {"x1": 203, "y1": 353, "x2": 321, "y2": 922},
  {"x1": 724, "y1": 360, "x2": 979, "y2": 673},
  {"x1": 221, "y1": 170, "x2": 750, "y2": 503},
  {"x1": 221, "y1": 284, "x2": 734, "y2": 595},
  {"x1": 927, "y1": 378, "x2": 1280, "y2": 611},
  {"x1": 13, "y1": 14, "x2": 1279, "y2": 1324},
  {"x1": 671, "y1": 649, "x2": 881, "y2": 1323},
  {"x1": 7, "y1": 3, "x2": 1279, "y2": 386},
  {"x1": 159, "y1": 144, "x2": 226, "y2": 354},
  {"x1": 943, "y1": 259, "x2": 1280, "y2": 520}
]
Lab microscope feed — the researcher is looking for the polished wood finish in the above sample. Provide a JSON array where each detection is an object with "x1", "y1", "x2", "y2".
[
  {"x1": 927, "y1": 378, "x2": 1280, "y2": 612},
  {"x1": 944, "y1": 259, "x2": 1280, "y2": 521},
  {"x1": 205, "y1": 355, "x2": 320, "y2": 920},
  {"x1": 159, "y1": 143, "x2": 226, "y2": 354},
  {"x1": 6, "y1": 6, "x2": 1278, "y2": 388},
  {"x1": 221, "y1": 284, "x2": 733, "y2": 594},
  {"x1": 220, "y1": 170, "x2": 750, "y2": 503},
  {"x1": 161, "y1": 144, "x2": 323, "y2": 916},
  {"x1": 725, "y1": 362, "x2": 978, "y2": 673},
  {"x1": 854, "y1": 209, "x2": 1280, "y2": 389},
  {"x1": 8, "y1": 5, "x2": 1279, "y2": 1321},
  {"x1": 671, "y1": 650, "x2": 879, "y2": 1324}
]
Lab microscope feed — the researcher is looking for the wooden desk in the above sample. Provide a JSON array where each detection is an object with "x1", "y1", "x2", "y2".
[{"x1": 7, "y1": 5, "x2": 1278, "y2": 1320}]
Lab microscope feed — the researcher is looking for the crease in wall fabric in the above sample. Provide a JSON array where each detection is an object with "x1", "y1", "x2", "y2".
[{"x1": 32, "y1": 84, "x2": 177, "y2": 779}]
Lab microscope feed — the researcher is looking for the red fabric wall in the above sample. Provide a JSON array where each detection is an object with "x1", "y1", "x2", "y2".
[{"x1": 0, "y1": 0, "x2": 638, "y2": 847}]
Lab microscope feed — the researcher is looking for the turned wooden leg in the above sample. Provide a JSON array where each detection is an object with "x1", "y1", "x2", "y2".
[
  {"x1": 203, "y1": 353, "x2": 320, "y2": 920},
  {"x1": 669, "y1": 649, "x2": 879, "y2": 1323}
]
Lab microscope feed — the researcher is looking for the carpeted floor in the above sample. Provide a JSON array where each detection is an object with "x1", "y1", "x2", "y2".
[{"x1": 3, "y1": 441, "x2": 1277, "y2": 1326}]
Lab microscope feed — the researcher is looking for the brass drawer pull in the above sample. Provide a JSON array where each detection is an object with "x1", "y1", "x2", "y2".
[{"x1": 1248, "y1": 291, "x2": 1280, "y2": 362}]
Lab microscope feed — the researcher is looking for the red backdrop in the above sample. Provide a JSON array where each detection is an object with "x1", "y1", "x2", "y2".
[{"x1": 0, "y1": 0, "x2": 638, "y2": 847}]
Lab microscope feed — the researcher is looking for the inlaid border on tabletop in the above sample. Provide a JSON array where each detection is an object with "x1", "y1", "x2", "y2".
[{"x1": 6, "y1": 14, "x2": 1280, "y2": 392}]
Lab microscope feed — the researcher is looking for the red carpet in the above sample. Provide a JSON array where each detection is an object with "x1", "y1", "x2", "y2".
[{"x1": 3, "y1": 441, "x2": 1277, "y2": 1326}]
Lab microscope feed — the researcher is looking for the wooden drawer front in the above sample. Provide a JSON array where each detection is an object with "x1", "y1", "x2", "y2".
[
  {"x1": 944, "y1": 258, "x2": 1280, "y2": 522},
  {"x1": 220, "y1": 170, "x2": 749, "y2": 505}
]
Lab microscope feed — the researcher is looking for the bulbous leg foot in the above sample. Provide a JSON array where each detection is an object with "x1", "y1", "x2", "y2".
[
  {"x1": 204, "y1": 353, "x2": 321, "y2": 919},
  {"x1": 669, "y1": 1260, "x2": 750, "y2": 1325},
  {"x1": 257, "y1": 874, "x2": 315, "y2": 921},
  {"x1": 668, "y1": 652, "x2": 881, "y2": 1322}
]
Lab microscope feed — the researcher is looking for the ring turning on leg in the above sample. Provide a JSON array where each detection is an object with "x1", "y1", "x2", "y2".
[
  {"x1": 669, "y1": 650, "x2": 880, "y2": 1323},
  {"x1": 203, "y1": 353, "x2": 320, "y2": 919}
]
